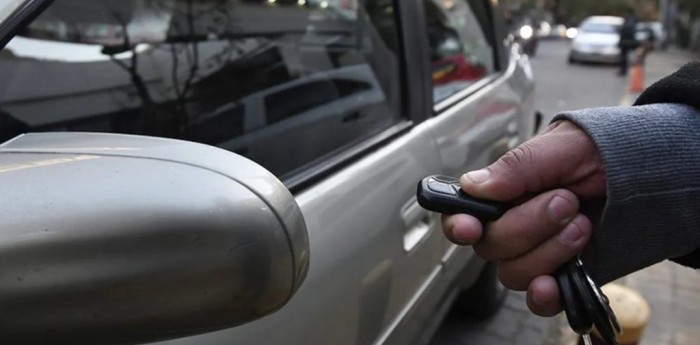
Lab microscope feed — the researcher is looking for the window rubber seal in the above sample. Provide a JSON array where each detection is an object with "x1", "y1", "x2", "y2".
[
  {"x1": 285, "y1": 121, "x2": 413, "y2": 194},
  {"x1": 0, "y1": 0, "x2": 53, "y2": 49}
]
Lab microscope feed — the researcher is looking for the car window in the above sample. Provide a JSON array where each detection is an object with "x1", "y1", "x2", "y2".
[
  {"x1": 423, "y1": 0, "x2": 496, "y2": 103},
  {"x1": 580, "y1": 22, "x2": 620, "y2": 34},
  {"x1": 0, "y1": 0, "x2": 403, "y2": 182},
  {"x1": 265, "y1": 78, "x2": 372, "y2": 125}
]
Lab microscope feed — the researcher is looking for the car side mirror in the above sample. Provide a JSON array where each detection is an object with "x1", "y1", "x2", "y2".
[{"x1": 0, "y1": 133, "x2": 309, "y2": 344}]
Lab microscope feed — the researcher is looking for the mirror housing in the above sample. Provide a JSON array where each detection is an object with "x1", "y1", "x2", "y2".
[{"x1": 0, "y1": 133, "x2": 309, "y2": 344}]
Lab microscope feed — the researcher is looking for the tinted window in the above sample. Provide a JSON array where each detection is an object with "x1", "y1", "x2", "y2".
[
  {"x1": 424, "y1": 0, "x2": 496, "y2": 103},
  {"x1": 265, "y1": 78, "x2": 372, "y2": 124},
  {"x1": 0, "y1": 0, "x2": 403, "y2": 181},
  {"x1": 581, "y1": 22, "x2": 621, "y2": 34}
]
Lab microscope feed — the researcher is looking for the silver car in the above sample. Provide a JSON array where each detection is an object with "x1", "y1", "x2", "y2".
[
  {"x1": 568, "y1": 16, "x2": 624, "y2": 64},
  {"x1": 0, "y1": 0, "x2": 536, "y2": 343}
]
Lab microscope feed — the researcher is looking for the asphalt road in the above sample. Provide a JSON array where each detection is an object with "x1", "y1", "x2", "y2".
[
  {"x1": 532, "y1": 39, "x2": 629, "y2": 125},
  {"x1": 429, "y1": 39, "x2": 630, "y2": 345}
]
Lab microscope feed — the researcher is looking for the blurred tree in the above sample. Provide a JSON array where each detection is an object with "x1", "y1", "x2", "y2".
[
  {"x1": 677, "y1": 0, "x2": 700, "y2": 17},
  {"x1": 554, "y1": 0, "x2": 658, "y2": 25},
  {"x1": 500, "y1": 0, "x2": 659, "y2": 25},
  {"x1": 676, "y1": 0, "x2": 700, "y2": 50}
]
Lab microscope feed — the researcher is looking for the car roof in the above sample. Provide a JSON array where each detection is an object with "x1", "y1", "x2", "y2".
[{"x1": 582, "y1": 16, "x2": 624, "y2": 25}]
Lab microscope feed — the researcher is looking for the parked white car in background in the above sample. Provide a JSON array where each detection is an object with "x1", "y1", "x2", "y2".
[
  {"x1": 568, "y1": 16, "x2": 624, "y2": 64},
  {"x1": 636, "y1": 21, "x2": 667, "y2": 50}
]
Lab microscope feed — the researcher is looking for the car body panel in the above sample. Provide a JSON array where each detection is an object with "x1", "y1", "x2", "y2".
[
  {"x1": 156, "y1": 114, "x2": 446, "y2": 345},
  {"x1": 570, "y1": 49, "x2": 621, "y2": 64},
  {"x1": 430, "y1": 45, "x2": 534, "y2": 182}
]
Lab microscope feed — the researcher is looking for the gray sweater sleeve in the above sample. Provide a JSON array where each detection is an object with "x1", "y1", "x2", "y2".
[{"x1": 552, "y1": 103, "x2": 700, "y2": 284}]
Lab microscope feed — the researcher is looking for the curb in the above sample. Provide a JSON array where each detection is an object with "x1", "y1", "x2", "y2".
[{"x1": 618, "y1": 92, "x2": 637, "y2": 107}]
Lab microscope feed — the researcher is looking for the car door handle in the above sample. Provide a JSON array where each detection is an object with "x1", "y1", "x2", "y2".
[
  {"x1": 341, "y1": 112, "x2": 363, "y2": 122},
  {"x1": 400, "y1": 196, "x2": 433, "y2": 252}
]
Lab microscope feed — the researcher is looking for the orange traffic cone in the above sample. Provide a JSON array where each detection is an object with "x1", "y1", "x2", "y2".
[
  {"x1": 629, "y1": 64, "x2": 644, "y2": 93},
  {"x1": 628, "y1": 48, "x2": 645, "y2": 93}
]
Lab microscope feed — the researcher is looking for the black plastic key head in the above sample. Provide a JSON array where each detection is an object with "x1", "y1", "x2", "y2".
[
  {"x1": 416, "y1": 175, "x2": 509, "y2": 221},
  {"x1": 556, "y1": 261, "x2": 593, "y2": 335}
]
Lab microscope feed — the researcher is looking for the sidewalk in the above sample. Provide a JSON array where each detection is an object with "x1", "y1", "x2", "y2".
[
  {"x1": 553, "y1": 47, "x2": 700, "y2": 345},
  {"x1": 545, "y1": 261, "x2": 700, "y2": 345},
  {"x1": 620, "y1": 47, "x2": 697, "y2": 106}
]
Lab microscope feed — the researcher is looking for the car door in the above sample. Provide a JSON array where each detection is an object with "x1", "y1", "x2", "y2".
[
  {"x1": 0, "y1": 0, "x2": 450, "y2": 344},
  {"x1": 159, "y1": 1, "x2": 447, "y2": 344},
  {"x1": 423, "y1": 0, "x2": 536, "y2": 179},
  {"x1": 414, "y1": 0, "x2": 537, "y2": 318}
]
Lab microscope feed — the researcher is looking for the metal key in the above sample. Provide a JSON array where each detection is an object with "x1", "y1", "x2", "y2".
[{"x1": 417, "y1": 175, "x2": 621, "y2": 345}]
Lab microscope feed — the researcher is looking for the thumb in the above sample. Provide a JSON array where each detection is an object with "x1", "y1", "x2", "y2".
[{"x1": 459, "y1": 120, "x2": 604, "y2": 201}]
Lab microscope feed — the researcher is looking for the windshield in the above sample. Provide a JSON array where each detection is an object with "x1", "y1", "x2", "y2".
[{"x1": 580, "y1": 22, "x2": 620, "y2": 34}]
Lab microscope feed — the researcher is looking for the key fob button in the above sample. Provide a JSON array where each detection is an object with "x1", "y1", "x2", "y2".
[
  {"x1": 427, "y1": 179, "x2": 457, "y2": 195},
  {"x1": 431, "y1": 175, "x2": 459, "y2": 184}
]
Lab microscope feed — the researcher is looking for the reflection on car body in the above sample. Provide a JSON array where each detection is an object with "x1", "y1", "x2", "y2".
[
  {"x1": 188, "y1": 64, "x2": 391, "y2": 178},
  {"x1": 424, "y1": 0, "x2": 493, "y2": 103},
  {"x1": 0, "y1": 0, "x2": 390, "y2": 179}
]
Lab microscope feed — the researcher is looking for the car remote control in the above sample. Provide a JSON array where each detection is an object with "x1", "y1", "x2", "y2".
[
  {"x1": 417, "y1": 175, "x2": 621, "y2": 345},
  {"x1": 416, "y1": 175, "x2": 509, "y2": 221}
]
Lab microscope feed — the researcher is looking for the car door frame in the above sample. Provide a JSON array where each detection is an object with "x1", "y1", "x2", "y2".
[
  {"x1": 369, "y1": 1, "x2": 496, "y2": 344},
  {"x1": 0, "y1": 0, "x2": 50, "y2": 48},
  {"x1": 380, "y1": 0, "x2": 536, "y2": 343}
]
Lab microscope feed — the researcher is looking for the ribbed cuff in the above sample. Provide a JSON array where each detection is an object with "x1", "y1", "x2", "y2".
[{"x1": 552, "y1": 103, "x2": 700, "y2": 283}]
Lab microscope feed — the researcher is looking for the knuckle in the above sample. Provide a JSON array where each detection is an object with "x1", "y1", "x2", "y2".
[
  {"x1": 560, "y1": 215, "x2": 592, "y2": 245},
  {"x1": 497, "y1": 143, "x2": 536, "y2": 172}
]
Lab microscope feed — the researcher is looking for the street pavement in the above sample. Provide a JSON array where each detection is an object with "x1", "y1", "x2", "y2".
[
  {"x1": 532, "y1": 40, "x2": 628, "y2": 125},
  {"x1": 430, "y1": 40, "x2": 700, "y2": 345}
]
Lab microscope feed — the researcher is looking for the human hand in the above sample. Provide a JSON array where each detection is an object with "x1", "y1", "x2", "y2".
[{"x1": 442, "y1": 120, "x2": 606, "y2": 316}]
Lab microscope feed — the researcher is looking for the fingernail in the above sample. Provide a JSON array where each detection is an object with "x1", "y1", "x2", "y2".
[
  {"x1": 530, "y1": 290, "x2": 545, "y2": 308},
  {"x1": 548, "y1": 196, "x2": 575, "y2": 223},
  {"x1": 448, "y1": 218, "x2": 472, "y2": 245},
  {"x1": 559, "y1": 221, "x2": 584, "y2": 244},
  {"x1": 452, "y1": 230, "x2": 469, "y2": 245},
  {"x1": 464, "y1": 169, "x2": 490, "y2": 184}
]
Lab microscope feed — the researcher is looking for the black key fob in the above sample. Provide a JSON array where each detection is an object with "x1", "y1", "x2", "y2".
[
  {"x1": 416, "y1": 175, "x2": 621, "y2": 345},
  {"x1": 416, "y1": 175, "x2": 509, "y2": 221}
]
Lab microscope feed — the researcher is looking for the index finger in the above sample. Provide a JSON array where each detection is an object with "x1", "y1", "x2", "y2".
[{"x1": 442, "y1": 213, "x2": 483, "y2": 245}]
